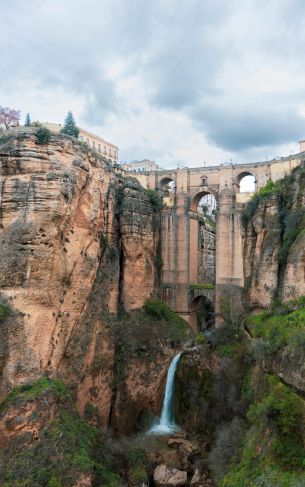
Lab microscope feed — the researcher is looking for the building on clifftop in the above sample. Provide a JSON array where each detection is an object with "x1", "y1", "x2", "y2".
[
  {"x1": 121, "y1": 159, "x2": 160, "y2": 172},
  {"x1": 44, "y1": 122, "x2": 119, "y2": 164}
]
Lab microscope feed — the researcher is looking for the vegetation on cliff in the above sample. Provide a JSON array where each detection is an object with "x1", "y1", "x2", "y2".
[
  {"x1": 0, "y1": 379, "x2": 120, "y2": 487},
  {"x1": 175, "y1": 298, "x2": 305, "y2": 487},
  {"x1": 241, "y1": 165, "x2": 305, "y2": 266},
  {"x1": 36, "y1": 126, "x2": 51, "y2": 144},
  {"x1": 0, "y1": 301, "x2": 10, "y2": 322},
  {"x1": 189, "y1": 283, "x2": 215, "y2": 290},
  {"x1": 248, "y1": 296, "x2": 305, "y2": 357},
  {"x1": 221, "y1": 376, "x2": 305, "y2": 487},
  {"x1": 0, "y1": 377, "x2": 68, "y2": 414},
  {"x1": 143, "y1": 299, "x2": 190, "y2": 345}
]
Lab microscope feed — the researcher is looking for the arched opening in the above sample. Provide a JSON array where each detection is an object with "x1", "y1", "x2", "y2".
[
  {"x1": 191, "y1": 191, "x2": 217, "y2": 220},
  {"x1": 238, "y1": 172, "x2": 256, "y2": 193},
  {"x1": 189, "y1": 295, "x2": 215, "y2": 331},
  {"x1": 159, "y1": 177, "x2": 176, "y2": 195}
]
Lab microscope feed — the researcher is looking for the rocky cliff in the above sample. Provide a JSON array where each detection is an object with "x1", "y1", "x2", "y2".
[
  {"x1": 242, "y1": 164, "x2": 305, "y2": 309},
  {"x1": 0, "y1": 129, "x2": 172, "y2": 433}
]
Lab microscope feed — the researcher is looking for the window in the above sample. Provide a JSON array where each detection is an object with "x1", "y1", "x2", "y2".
[
  {"x1": 104, "y1": 146, "x2": 106, "y2": 154},
  {"x1": 98, "y1": 144, "x2": 101, "y2": 152},
  {"x1": 109, "y1": 148, "x2": 112, "y2": 155},
  {"x1": 86, "y1": 138, "x2": 89, "y2": 144},
  {"x1": 80, "y1": 135, "x2": 83, "y2": 141},
  {"x1": 92, "y1": 141, "x2": 95, "y2": 148},
  {"x1": 114, "y1": 150, "x2": 116, "y2": 158}
]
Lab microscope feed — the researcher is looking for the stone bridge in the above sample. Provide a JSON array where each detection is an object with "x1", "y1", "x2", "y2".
[{"x1": 133, "y1": 154, "x2": 303, "y2": 328}]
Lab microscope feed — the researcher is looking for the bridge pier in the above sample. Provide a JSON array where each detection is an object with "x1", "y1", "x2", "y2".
[{"x1": 132, "y1": 154, "x2": 304, "y2": 326}]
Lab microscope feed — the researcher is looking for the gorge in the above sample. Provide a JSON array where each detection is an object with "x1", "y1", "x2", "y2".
[{"x1": 0, "y1": 128, "x2": 305, "y2": 487}]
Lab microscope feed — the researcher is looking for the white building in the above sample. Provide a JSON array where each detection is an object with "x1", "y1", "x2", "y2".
[
  {"x1": 44, "y1": 122, "x2": 119, "y2": 164},
  {"x1": 122, "y1": 159, "x2": 159, "y2": 172}
]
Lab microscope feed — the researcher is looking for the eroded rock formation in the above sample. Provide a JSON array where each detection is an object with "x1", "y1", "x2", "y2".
[
  {"x1": 242, "y1": 164, "x2": 305, "y2": 309},
  {"x1": 0, "y1": 129, "x2": 166, "y2": 430}
]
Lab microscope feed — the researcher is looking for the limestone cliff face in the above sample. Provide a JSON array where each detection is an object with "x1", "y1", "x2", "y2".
[
  {"x1": 242, "y1": 164, "x2": 305, "y2": 309},
  {"x1": 242, "y1": 194, "x2": 282, "y2": 309},
  {"x1": 0, "y1": 129, "x2": 164, "y2": 430}
]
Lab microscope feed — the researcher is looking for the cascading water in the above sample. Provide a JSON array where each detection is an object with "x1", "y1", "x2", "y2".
[{"x1": 148, "y1": 352, "x2": 182, "y2": 435}]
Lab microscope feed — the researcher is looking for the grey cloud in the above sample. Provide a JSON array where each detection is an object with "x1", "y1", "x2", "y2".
[
  {"x1": 192, "y1": 98, "x2": 305, "y2": 151},
  {"x1": 2, "y1": 0, "x2": 305, "y2": 160}
]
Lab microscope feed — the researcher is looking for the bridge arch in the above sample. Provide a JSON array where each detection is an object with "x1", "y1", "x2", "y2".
[
  {"x1": 190, "y1": 189, "x2": 217, "y2": 212},
  {"x1": 189, "y1": 294, "x2": 215, "y2": 331},
  {"x1": 236, "y1": 171, "x2": 256, "y2": 193},
  {"x1": 159, "y1": 176, "x2": 176, "y2": 193}
]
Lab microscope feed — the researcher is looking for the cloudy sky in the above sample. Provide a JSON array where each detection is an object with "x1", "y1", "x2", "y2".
[{"x1": 2, "y1": 0, "x2": 305, "y2": 168}]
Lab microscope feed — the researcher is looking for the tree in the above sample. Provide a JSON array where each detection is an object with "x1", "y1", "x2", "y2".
[
  {"x1": 0, "y1": 106, "x2": 20, "y2": 129},
  {"x1": 25, "y1": 113, "x2": 31, "y2": 127},
  {"x1": 60, "y1": 111, "x2": 79, "y2": 138},
  {"x1": 36, "y1": 127, "x2": 51, "y2": 145}
]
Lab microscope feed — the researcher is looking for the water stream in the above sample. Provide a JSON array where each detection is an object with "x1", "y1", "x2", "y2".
[{"x1": 148, "y1": 352, "x2": 182, "y2": 435}]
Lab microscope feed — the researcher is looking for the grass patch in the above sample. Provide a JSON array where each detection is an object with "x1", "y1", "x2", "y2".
[
  {"x1": 247, "y1": 297, "x2": 305, "y2": 355},
  {"x1": 0, "y1": 378, "x2": 68, "y2": 414},
  {"x1": 190, "y1": 283, "x2": 215, "y2": 290}
]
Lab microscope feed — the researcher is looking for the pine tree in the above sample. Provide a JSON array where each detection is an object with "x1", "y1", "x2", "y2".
[
  {"x1": 60, "y1": 111, "x2": 79, "y2": 138},
  {"x1": 25, "y1": 113, "x2": 31, "y2": 127}
]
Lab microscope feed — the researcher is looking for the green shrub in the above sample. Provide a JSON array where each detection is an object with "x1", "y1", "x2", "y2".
[
  {"x1": 36, "y1": 127, "x2": 51, "y2": 145},
  {"x1": 195, "y1": 333, "x2": 206, "y2": 345},
  {"x1": 257, "y1": 180, "x2": 277, "y2": 197},
  {"x1": 129, "y1": 466, "x2": 148, "y2": 483},
  {"x1": 241, "y1": 180, "x2": 279, "y2": 227},
  {"x1": 143, "y1": 299, "x2": 190, "y2": 344},
  {"x1": 145, "y1": 189, "x2": 163, "y2": 212},
  {"x1": 0, "y1": 302, "x2": 10, "y2": 321},
  {"x1": 47, "y1": 476, "x2": 63, "y2": 487},
  {"x1": 0, "y1": 133, "x2": 14, "y2": 146},
  {"x1": 0, "y1": 378, "x2": 68, "y2": 413}
]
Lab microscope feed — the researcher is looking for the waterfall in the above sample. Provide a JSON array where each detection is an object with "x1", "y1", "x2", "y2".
[{"x1": 148, "y1": 352, "x2": 182, "y2": 435}]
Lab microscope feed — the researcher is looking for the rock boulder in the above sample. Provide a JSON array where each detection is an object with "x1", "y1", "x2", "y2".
[{"x1": 153, "y1": 464, "x2": 187, "y2": 487}]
